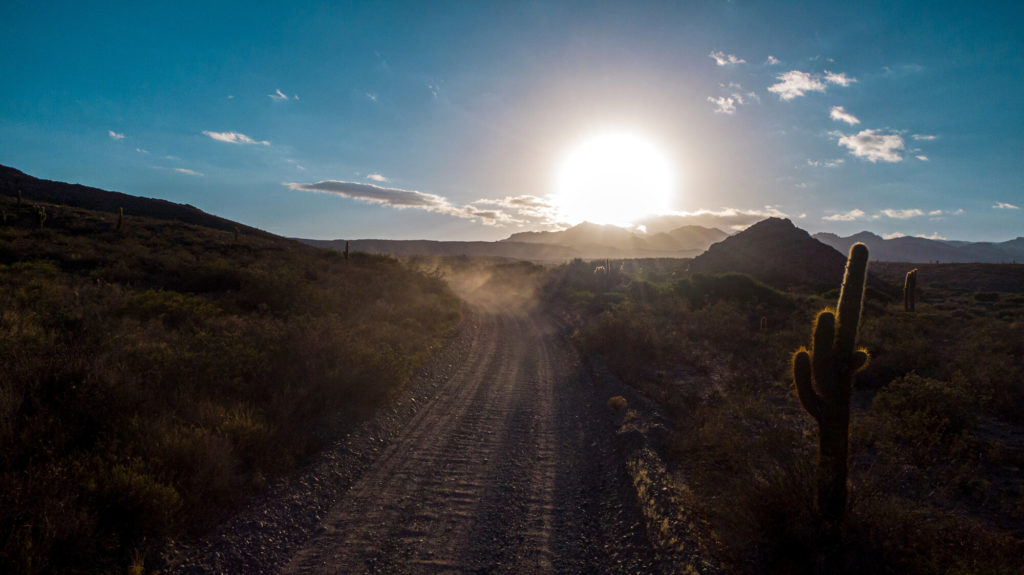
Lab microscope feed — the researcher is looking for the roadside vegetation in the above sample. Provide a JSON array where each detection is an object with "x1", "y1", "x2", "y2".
[
  {"x1": 0, "y1": 196, "x2": 460, "y2": 573},
  {"x1": 544, "y1": 257, "x2": 1024, "y2": 573}
]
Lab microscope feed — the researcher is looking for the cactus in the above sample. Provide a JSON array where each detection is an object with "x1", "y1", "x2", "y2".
[
  {"x1": 344, "y1": 240, "x2": 350, "y2": 260},
  {"x1": 792, "y1": 243, "x2": 870, "y2": 523},
  {"x1": 37, "y1": 207, "x2": 47, "y2": 229},
  {"x1": 117, "y1": 207, "x2": 124, "y2": 231},
  {"x1": 903, "y1": 268, "x2": 918, "y2": 312},
  {"x1": 760, "y1": 315, "x2": 768, "y2": 343},
  {"x1": 233, "y1": 225, "x2": 240, "y2": 242},
  {"x1": 17, "y1": 189, "x2": 22, "y2": 207}
]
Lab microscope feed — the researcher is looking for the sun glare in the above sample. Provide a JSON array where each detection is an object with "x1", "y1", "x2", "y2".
[{"x1": 554, "y1": 132, "x2": 674, "y2": 226}]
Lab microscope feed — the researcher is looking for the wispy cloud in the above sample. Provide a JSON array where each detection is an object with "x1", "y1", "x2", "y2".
[
  {"x1": 709, "y1": 51, "x2": 745, "y2": 66},
  {"x1": 836, "y1": 129, "x2": 905, "y2": 162},
  {"x1": 912, "y1": 134, "x2": 937, "y2": 141},
  {"x1": 202, "y1": 131, "x2": 270, "y2": 146},
  {"x1": 135, "y1": 148, "x2": 149, "y2": 154},
  {"x1": 916, "y1": 155, "x2": 929, "y2": 161},
  {"x1": 765, "y1": 55, "x2": 780, "y2": 65},
  {"x1": 993, "y1": 202, "x2": 1020, "y2": 210},
  {"x1": 823, "y1": 209, "x2": 866, "y2": 221},
  {"x1": 928, "y1": 210, "x2": 943, "y2": 216},
  {"x1": 108, "y1": 130, "x2": 125, "y2": 140},
  {"x1": 767, "y1": 70, "x2": 826, "y2": 100},
  {"x1": 882, "y1": 208, "x2": 924, "y2": 219},
  {"x1": 882, "y1": 232, "x2": 905, "y2": 239},
  {"x1": 426, "y1": 83, "x2": 439, "y2": 98},
  {"x1": 269, "y1": 89, "x2": 298, "y2": 102},
  {"x1": 366, "y1": 173, "x2": 389, "y2": 182},
  {"x1": 824, "y1": 71, "x2": 856, "y2": 86},
  {"x1": 366, "y1": 92, "x2": 378, "y2": 103},
  {"x1": 286, "y1": 181, "x2": 560, "y2": 227},
  {"x1": 917, "y1": 232, "x2": 946, "y2": 240},
  {"x1": 829, "y1": 106, "x2": 860, "y2": 125},
  {"x1": 174, "y1": 168, "x2": 204, "y2": 176},
  {"x1": 807, "y1": 158, "x2": 845, "y2": 168}
]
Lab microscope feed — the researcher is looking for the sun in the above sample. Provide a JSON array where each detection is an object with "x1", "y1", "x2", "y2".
[{"x1": 553, "y1": 132, "x2": 674, "y2": 226}]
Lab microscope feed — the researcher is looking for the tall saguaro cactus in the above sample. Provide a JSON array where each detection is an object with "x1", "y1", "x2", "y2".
[
  {"x1": 903, "y1": 268, "x2": 918, "y2": 312},
  {"x1": 792, "y1": 243, "x2": 870, "y2": 523}
]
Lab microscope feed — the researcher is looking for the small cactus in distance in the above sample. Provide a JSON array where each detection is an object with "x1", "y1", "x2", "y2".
[
  {"x1": 792, "y1": 242, "x2": 870, "y2": 524},
  {"x1": 233, "y1": 225, "x2": 240, "y2": 242},
  {"x1": 117, "y1": 207, "x2": 124, "y2": 231},
  {"x1": 903, "y1": 268, "x2": 918, "y2": 312},
  {"x1": 344, "y1": 240, "x2": 350, "y2": 260},
  {"x1": 37, "y1": 207, "x2": 47, "y2": 229},
  {"x1": 760, "y1": 316, "x2": 768, "y2": 343}
]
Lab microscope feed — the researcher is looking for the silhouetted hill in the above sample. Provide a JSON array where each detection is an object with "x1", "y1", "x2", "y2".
[
  {"x1": 502, "y1": 221, "x2": 726, "y2": 257},
  {"x1": 0, "y1": 164, "x2": 272, "y2": 237},
  {"x1": 690, "y1": 218, "x2": 849, "y2": 289},
  {"x1": 814, "y1": 230, "x2": 1024, "y2": 263},
  {"x1": 300, "y1": 239, "x2": 579, "y2": 260}
]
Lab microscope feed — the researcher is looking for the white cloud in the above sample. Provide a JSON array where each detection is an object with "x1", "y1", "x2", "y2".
[
  {"x1": 829, "y1": 105, "x2": 860, "y2": 125},
  {"x1": 823, "y1": 209, "x2": 866, "y2": 221},
  {"x1": 366, "y1": 173, "x2": 389, "y2": 182},
  {"x1": 202, "y1": 131, "x2": 270, "y2": 146},
  {"x1": 286, "y1": 181, "x2": 560, "y2": 227},
  {"x1": 993, "y1": 202, "x2": 1020, "y2": 210},
  {"x1": 135, "y1": 148, "x2": 149, "y2": 154},
  {"x1": 917, "y1": 232, "x2": 946, "y2": 240},
  {"x1": 426, "y1": 83, "x2": 439, "y2": 98},
  {"x1": 952, "y1": 208, "x2": 965, "y2": 215},
  {"x1": 916, "y1": 155, "x2": 929, "y2": 161},
  {"x1": 882, "y1": 232, "x2": 905, "y2": 239},
  {"x1": 836, "y1": 129, "x2": 905, "y2": 162},
  {"x1": 766, "y1": 55, "x2": 780, "y2": 65},
  {"x1": 767, "y1": 70, "x2": 826, "y2": 100},
  {"x1": 108, "y1": 130, "x2": 125, "y2": 140},
  {"x1": 928, "y1": 210, "x2": 943, "y2": 216},
  {"x1": 882, "y1": 208, "x2": 924, "y2": 219},
  {"x1": 269, "y1": 89, "x2": 290, "y2": 102},
  {"x1": 707, "y1": 95, "x2": 740, "y2": 114},
  {"x1": 807, "y1": 158, "x2": 845, "y2": 168},
  {"x1": 824, "y1": 71, "x2": 856, "y2": 86},
  {"x1": 174, "y1": 168, "x2": 204, "y2": 176},
  {"x1": 366, "y1": 92, "x2": 378, "y2": 102},
  {"x1": 912, "y1": 134, "x2": 937, "y2": 141},
  {"x1": 709, "y1": 51, "x2": 745, "y2": 66}
]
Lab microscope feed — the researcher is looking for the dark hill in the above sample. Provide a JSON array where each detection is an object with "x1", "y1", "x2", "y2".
[
  {"x1": 689, "y1": 217, "x2": 848, "y2": 289},
  {"x1": 0, "y1": 164, "x2": 272, "y2": 238}
]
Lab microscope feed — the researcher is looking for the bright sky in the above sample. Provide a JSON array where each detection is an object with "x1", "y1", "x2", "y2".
[{"x1": 1, "y1": 1, "x2": 1022, "y2": 241}]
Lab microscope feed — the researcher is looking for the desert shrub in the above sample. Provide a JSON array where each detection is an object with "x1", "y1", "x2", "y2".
[
  {"x1": 868, "y1": 373, "x2": 978, "y2": 466},
  {"x1": 0, "y1": 204, "x2": 460, "y2": 572}
]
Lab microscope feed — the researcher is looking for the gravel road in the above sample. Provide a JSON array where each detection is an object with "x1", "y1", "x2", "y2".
[{"x1": 164, "y1": 308, "x2": 660, "y2": 574}]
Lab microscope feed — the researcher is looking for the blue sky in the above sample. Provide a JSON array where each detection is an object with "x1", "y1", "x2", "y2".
[{"x1": 1, "y1": 1, "x2": 1022, "y2": 241}]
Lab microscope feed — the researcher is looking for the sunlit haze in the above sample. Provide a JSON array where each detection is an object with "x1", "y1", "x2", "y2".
[{"x1": 554, "y1": 132, "x2": 673, "y2": 226}]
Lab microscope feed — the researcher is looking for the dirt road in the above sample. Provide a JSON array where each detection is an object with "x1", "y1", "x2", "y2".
[{"x1": 166, "y1": 307, "x2": 657, "y2": 573}]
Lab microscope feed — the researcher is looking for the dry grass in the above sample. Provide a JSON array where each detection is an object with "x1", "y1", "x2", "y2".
[{"x1": 0, "y1": 197, "x2": 460, "y2": 573}]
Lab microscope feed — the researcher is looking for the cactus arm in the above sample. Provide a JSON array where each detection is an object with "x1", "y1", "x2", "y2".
[
  {"x1": 812, "y1": 310, "x2": 836, "y2": 396},
  {"x1": 852, "y1": 349, "x2": 870, "y2": 372},
  {"x1": 793, "y1": 349, "x2": 821, "y2": 421},
  {"x1": 835, "y1": 243, "x2": 868, "y2": 358}
]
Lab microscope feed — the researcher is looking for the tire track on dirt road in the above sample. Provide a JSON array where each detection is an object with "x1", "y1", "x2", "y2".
[{"x1": 281, "y1": 308, "x2": 655, "y2": 574}]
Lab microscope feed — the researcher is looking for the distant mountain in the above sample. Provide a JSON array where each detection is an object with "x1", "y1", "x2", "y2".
[
  {"x1": 814, "y1": 230, "x2": 1024, "y2": 263},
  {"x1": 690, "y1": 218, "x2": 849, "y2": 289},
  {"x1": 0, "y1": 164, "x2": 271, "y2": 237},
  {"x1": 299, "y1": 239, "x2": 580, "y2": 260},
  {"x1": 502, "y1": 221, "x2": 727, "y2": 258}
]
